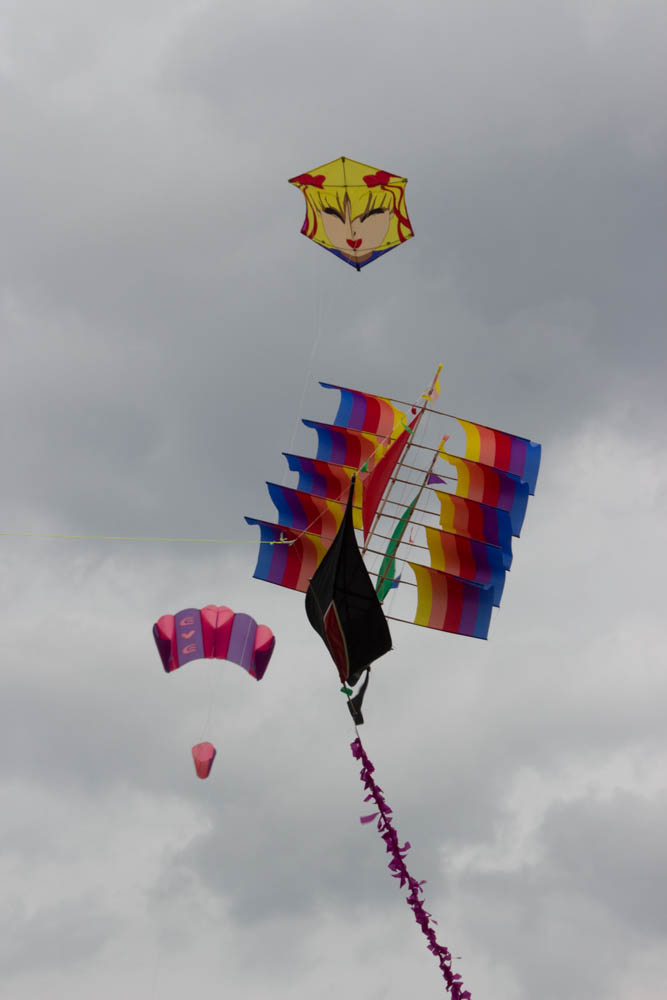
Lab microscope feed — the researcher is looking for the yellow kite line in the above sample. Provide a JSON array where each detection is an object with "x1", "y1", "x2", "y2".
[{"x1": 0, "y1": 531, "x2": 289, "y2": 544}]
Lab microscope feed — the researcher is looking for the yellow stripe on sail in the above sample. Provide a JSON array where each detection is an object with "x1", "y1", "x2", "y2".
[
  {"x1": 457, "y1": 419, "x2": 482, "y2": 463},
  {"x1": 440, "y1": 453, "x2": 470, "y2": 498},
  {"x1": 409, "y1": 562, "x2": 433, "y2": 628},
  {"x1": 436, "y1": 492, "x2": 456, "y2": 533},
  {"x1": 425, "y1": 526, "x2": 449, "y2": 574},
  {"x1": 384, "y1": 397, "x2": 409, "y2": 439}
]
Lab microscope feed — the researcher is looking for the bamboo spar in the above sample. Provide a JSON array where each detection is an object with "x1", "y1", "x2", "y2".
[{"x1": 362, "y1": 364, "x2": 442, "y2": 556}]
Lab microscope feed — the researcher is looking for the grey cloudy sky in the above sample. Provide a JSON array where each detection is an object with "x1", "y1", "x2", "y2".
[{"x1": 1, "y1": 1, "x2": 666, "y2": 997}]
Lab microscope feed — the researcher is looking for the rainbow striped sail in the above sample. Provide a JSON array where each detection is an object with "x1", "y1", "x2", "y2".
[
  {"x1": 244, "y1": 519, "x2": 331, "y2": 592},
  {"x1": 409, "y1": 562, "x2": 494, "y2": 640},
  {"x1": 283, "y1": 454, "x2": 362, "y2": 507},
  {"x1": 455, "y1": 418, "x2": 541, "y2": 494},
  {"x1": 321, "y1": 383, "x2": 406, "y2": 439},
  {"x1": 424, "y1": 526, "x2": 506, "y2": 606},
  {"x1": 303, "y1": 421, "x2": 378, "y2": 469},
  {"x1": 439, "y1": 452, "x2": 530, "y2": 536},
  {"x1": 434, "y1": 491, "x2": 513, "y2": 568},
  {"x1": 267, "y1": 482, "x2": 362, "y2": 533}
]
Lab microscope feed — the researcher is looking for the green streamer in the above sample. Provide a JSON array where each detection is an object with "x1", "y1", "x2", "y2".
[{"x1": 375, "y1": 495, "x2": 418, "y2": 601}]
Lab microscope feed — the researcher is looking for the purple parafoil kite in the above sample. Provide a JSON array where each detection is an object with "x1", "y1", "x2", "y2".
[
  {"x1": 153, "y1": 604, "x2": 275, "y2": 680},
  {"x1": 153, "y1": 605, "x2": 275, "y2": 779}
]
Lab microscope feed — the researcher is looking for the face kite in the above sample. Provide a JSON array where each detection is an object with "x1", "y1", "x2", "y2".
[{"x1": 289, "y1": 156, "x2": 414, "y2": 270}]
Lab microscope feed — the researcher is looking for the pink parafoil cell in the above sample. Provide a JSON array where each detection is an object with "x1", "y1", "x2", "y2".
[
  {"x1": 192, "y1": 742, "x2": 217, "y2": 779},
  {"x1": 152, "y1": 605, "x2": 275, "y2": 680}
]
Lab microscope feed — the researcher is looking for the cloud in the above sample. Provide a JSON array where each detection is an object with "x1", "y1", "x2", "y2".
[{"x1": 1, "y1": 1, "x2": 665, "y2": 997}]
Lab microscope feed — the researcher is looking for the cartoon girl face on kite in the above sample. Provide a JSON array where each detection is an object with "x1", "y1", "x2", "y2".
[{"x1": 289, "y1": 156, "x2": 414, "y2": 270}]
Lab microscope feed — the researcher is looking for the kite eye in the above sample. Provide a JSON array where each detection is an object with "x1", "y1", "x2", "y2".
[{"x1": 360, "y1": 207, "x2": 387, "y2": 222}]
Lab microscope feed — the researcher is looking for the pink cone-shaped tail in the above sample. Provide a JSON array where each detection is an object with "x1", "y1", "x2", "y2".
[{"x1": 192, "y1": 742, "x2": 217, "y2": 779}]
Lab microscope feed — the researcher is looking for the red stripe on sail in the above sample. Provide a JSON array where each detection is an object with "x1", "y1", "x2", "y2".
[{"x1": 439, "y1": 574, "x2": 464, "y2": 633}]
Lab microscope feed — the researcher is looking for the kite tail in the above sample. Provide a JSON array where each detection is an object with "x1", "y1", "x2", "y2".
[{"x1": 350, "y1": 736, "x2": 471, "y2": 999}]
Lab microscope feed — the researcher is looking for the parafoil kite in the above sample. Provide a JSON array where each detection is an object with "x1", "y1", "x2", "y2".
[
  {"x1": 153, "y1": 604, "x2": 275, "y2": 678},
  {"x1": 153, "y1": 605, "x2": 275, "y2": 778},
  {"x1": 289, "y1": 156, "x2": 414, "y2": 271}
]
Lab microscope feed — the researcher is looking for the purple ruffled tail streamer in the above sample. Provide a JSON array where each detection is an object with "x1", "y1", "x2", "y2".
[{"x1": 351, "y1": 736, "x2": 471, "y2": 999}]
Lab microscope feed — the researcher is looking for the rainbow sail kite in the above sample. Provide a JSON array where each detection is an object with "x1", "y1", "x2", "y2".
[
  {"x1": 245, "y1": 367, "x2": 539, "y2": 997},
  {"x1": 246, "y1": 367, "x2": 540, "y2": 656}
]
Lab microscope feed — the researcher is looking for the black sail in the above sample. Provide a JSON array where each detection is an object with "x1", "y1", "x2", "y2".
[{"x1": 305, "y1": 477, "x2": 392, "y2": 688}]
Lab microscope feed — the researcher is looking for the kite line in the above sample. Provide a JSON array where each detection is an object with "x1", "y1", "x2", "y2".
[{"x1": 0, "y1": 531, "x2": 289, "y2": 544}]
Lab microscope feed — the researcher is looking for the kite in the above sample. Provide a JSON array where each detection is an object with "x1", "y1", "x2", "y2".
[
  {"x1": 245, "y1": 366, "x2": 540, "y2": 994},
  {"x1": 153, "y1": 605, "x2": 275, "y2": 778},
  {"x1": 289, "y1": 156, "x2": 414, "y2": 271},
  {"x1": 246, "y1": 365, "x2": 541, "y2": 701},
  {"x1": 153, "y1": 604, "x2": 275, "y2": 678}
]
